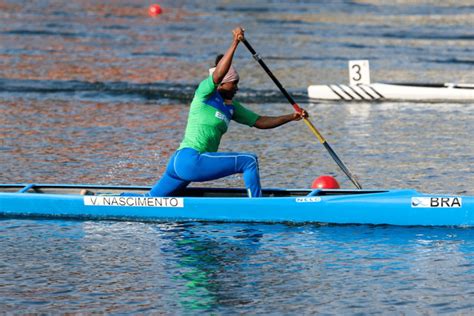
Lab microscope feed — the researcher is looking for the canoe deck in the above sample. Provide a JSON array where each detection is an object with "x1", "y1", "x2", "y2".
[{"x1": 0, "y1": 183, "x2": 380, "y2": 197}]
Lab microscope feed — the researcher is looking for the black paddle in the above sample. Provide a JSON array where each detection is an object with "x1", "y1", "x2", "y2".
[{"x1": 241, "y1": 38, "x2": 363, "y2": 189}]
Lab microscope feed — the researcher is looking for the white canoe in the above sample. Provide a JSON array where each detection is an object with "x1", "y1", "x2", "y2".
[{"x1": 307, "y1": 83, "x2": 474, "y2": 101}]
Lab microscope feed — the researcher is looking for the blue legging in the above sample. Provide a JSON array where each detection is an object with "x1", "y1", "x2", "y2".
[{"x1": 150, "y1": 148, "x2": 262, "y2": 197}]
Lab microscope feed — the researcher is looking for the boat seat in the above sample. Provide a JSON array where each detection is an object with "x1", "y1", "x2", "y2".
[{"x1": 80, "y1": 189, "x2": 95, "y2": 196}]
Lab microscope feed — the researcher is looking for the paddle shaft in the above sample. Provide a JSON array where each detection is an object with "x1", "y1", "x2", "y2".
[{"x1": 241, "y1": 38, "x2": 362, "y2": 189}]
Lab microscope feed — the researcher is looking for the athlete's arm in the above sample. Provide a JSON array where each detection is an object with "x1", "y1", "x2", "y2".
[
  {"x1": 253, "y1": 110, "x2": 308, "y2": 129},
  {"x1": 212, "y1": 27, "x2": 244, "y2": 84}
]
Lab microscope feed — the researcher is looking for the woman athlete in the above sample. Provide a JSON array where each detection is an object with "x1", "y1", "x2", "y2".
[{"x1": 150, "y1": 27, "x2": 307, "y2": 197}]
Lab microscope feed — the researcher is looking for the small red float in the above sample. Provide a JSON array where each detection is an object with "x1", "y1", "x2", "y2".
[
  {"x1": 149, "y1": 4, "x2": 162, "y2": 16},
  {"x1": 311, "y1": 175, "x2": 340, "y2": 189}
]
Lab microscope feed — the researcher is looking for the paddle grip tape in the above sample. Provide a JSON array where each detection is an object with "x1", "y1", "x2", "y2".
[{"x1": 292, "y1": 103, "x2": 302, "y2": 112}]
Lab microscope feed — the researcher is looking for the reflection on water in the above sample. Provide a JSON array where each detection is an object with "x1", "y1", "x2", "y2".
[
  {"x1": 1, "y1": 99, "x2": 184, "y2": 184},
  {"x1": 2, "y1": 220, "x2": 474, "y2": 314},
  {"x1": 5, "y1": 97, "x2": 471, "y2": 193}
]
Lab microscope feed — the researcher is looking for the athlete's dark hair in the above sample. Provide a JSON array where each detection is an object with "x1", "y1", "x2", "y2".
[{"x1": 214, "y1": 54, "x2": 224, "y2": 66}]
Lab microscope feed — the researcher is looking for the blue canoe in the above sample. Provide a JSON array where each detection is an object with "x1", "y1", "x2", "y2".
[{"x1": 0, "y1": 184, "x2": 473, "y2": 227}]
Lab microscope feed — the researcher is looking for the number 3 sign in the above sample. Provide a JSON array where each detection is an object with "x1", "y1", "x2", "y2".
[{"x1": 349, "y1": 60, "x2": 370, "y2": 85}]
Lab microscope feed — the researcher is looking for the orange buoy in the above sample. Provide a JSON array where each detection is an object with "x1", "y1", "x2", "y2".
[{"x1": 311, "y1": 175, "x2": 340, "y2": 189}]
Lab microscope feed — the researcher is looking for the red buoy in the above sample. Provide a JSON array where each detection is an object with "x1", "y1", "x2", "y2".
[
  {"x1": 149, "y1": 4, "x2": 162, "y2": 16},
  {"x1": 311, "y1": 175, "x2": 340, "y2": 189}
]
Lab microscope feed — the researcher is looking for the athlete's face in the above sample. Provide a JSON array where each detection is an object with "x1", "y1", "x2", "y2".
[{"x1": 218, "y1": 80, "x2": 239, "y2": 100}]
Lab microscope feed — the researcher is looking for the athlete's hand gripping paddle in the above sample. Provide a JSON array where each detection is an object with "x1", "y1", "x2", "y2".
[{"x1": 241, "y1": 38, "x2": 363, "y2": 189}]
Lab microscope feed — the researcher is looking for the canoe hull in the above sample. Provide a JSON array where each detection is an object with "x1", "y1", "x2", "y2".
[{"x1": 1, "y1": 184, "x2": 473, "y2": 226}]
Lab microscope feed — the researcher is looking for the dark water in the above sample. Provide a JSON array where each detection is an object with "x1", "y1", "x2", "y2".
[{"x1": 1, "y1": 0, "x2": 474, "y2": 313}]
